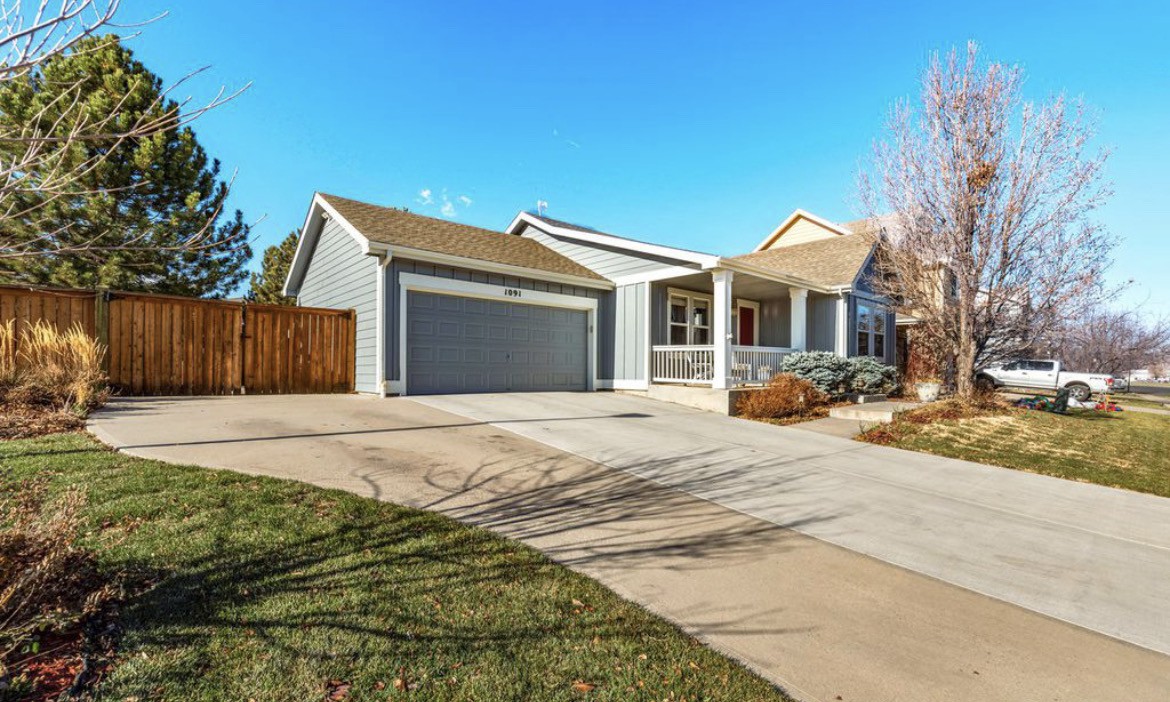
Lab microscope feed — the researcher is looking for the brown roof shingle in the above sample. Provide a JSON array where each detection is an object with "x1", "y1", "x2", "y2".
[
  {"x1": 729, "y1": 231, "x2": 877, "y2": 288},
  {"x1": 319, "y1": 194, "x2": 606, "y2": 281}
]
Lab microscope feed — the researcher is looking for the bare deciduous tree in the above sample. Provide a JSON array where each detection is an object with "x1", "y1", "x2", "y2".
[
  {"x1": 1047, "y1": 309, "x2": 1170, "y2": 377},
  {"x1": 0, "y1": 1, "x2": 249, "y2": 262},
  {"x1": 861, "y1": 42, "x2": 1115, "y2": 399}
]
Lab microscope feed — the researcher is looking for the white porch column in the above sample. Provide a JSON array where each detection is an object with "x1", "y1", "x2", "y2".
[
  {"x1": 712, "y1": 268, "x2": 734, "y2": 389},
  {"x1": 789, "y1": 287, "x2": 808, "y2": 351}
]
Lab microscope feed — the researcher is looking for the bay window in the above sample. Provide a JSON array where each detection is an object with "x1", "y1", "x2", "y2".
[{"x1": 855, "y1": 301, "x2": 887, "y2": 358}]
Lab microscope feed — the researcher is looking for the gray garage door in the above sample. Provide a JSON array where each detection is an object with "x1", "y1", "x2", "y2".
[{"x1": 406, "y1": 291, "x2": 588, "y2": 395}]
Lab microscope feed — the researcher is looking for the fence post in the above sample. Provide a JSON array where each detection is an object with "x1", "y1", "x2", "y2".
[
  {"x1": 94, "y1": 289, "x2": 110, "y2": 373},
  {"x1": 239, "y1": 302, "x2": 248, "y2": 395}
]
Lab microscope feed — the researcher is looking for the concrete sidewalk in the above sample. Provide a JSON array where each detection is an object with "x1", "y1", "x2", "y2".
[{"x1": 89, "y1": 395, "x2": 1170, "y2": 702}]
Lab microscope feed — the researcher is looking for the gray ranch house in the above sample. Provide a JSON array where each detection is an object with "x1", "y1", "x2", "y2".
[{"x1": 283, "y1": 193, "x2": 895, "y2": 398}]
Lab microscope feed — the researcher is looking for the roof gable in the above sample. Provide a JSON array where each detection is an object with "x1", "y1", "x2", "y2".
[
  {"x1": 284, "y1": 194, "x2": 607, "y2": 295},
  {"x1": 731, "y1": 230, "x2": 877, "y2": 288},
  {"x1": 753, "y1": 209, "x2": 854, "y2": 251}
]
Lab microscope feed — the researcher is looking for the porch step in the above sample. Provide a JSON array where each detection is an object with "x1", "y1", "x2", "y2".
[{"x1": 828, "y1": 401, "x2": 920, "y2": 424}]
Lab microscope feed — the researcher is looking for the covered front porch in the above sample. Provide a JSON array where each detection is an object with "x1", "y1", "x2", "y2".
[{"x1": 647, "y1": 266, "x2": 843, "y2": 389}]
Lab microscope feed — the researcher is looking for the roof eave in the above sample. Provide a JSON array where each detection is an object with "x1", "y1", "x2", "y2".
[
  {"x1": 509, "y1": 211, "x2": 720, "y2": 268},
  {"x1": 284, "y1": 193, "x2": 384, "y2": 297},
  {"x1": 710, "y1": 257, "x2": 835, "y2": 294},
  {"x1": 384, "y1": 243, "x2": 613, "y2": 290}
]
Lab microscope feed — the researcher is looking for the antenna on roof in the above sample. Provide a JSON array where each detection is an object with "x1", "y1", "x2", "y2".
[{"x1": 536, "y1": 199, "x2": 548, "y2": 217}]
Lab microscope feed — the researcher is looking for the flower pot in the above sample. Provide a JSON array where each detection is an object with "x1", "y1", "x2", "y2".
[{"x1": 915, "y1": 381, "x2": 941, "y2": 402}]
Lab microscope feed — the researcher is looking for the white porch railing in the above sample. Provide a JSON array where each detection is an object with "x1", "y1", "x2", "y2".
[
  {"x1": 731, "y1": 345, "x2": 792, "y2": 384},
  {"x1": 652, "y1": 345, "x2": 715, "y2": 384},
  {"x1": 651, "y1": 345, "x2": 794, "y2": 386}
]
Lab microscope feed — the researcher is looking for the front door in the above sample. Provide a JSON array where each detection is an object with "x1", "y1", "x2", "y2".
[{"x1": 738, "y1": 306, "x2": 755, "y2": 346}]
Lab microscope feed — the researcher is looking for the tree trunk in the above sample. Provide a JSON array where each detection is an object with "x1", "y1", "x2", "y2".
[{"x1": 955, "y1": 301, "x2": 977, "y2": 400}]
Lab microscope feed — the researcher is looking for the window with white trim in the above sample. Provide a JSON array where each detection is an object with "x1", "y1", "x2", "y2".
[{"x1": 667, "y1": 289, "x2": 713, "y2": 345}]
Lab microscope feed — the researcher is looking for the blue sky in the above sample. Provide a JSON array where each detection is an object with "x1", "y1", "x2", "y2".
[{"x1": 123, "y1": 1, "x2": 1169, "y2": 313}]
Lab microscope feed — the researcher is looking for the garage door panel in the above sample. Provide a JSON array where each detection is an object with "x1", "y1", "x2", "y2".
[{"x1": 407, "y1": 291, "x2": 588, "y2": 395}]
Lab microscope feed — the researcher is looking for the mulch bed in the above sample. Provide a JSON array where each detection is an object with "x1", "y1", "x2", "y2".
[{"x1": 0, "y1": 403, "x2": 85, "y2": 440}]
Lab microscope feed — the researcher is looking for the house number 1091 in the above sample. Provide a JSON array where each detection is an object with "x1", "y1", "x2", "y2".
[{"x1": 504, "y1": 288, "x2": 523, "y2": 298}]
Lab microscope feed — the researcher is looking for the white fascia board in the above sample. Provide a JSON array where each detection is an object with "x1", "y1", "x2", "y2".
[
  {"x1": 314, "y1": 193, "x2": 378, "y2": 254},
  {"x1": 283, "y1": 193, "x2": 382, "y2": 296},
  {"x1": 712, "y1": 258, "x2": 833, "y2": 294},
  {"x1": 608, "y1": 265, "x2": 705, "y2": 287},
  {"x1": 753, "y1": 208, "x2": 854, "y2": 252},
  {"x1": 507, "y1": 211, "x2": 720, "y2": 268},
  {"x1": 385, "y1": 244, "x2": 614, "y2": 290}
]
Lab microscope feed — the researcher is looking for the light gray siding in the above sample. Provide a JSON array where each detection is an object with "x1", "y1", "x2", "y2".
[
  {"x1": 297, "y1": 219, "x2": 378, "y2": 393},
  {"x1": 758, "y1": 298, "x2": 791, "y2": 347},
  {"x1": 522, "y1": 226, "x2": 701, "y2": 279},
  {"x1": 853, "y1": 255, "x2": 879, "y2": 295},
  {"x1": 387, "y1": 259, "x2": 614, "y2": 382},
  {"x1": 612, "y1": 283, "x2": 646, "y2": 381},
  {"x1": 809, "y1": 294, "x2": 839, "y2": 353}
]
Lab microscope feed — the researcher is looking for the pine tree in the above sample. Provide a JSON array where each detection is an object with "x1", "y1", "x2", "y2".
[
  {"x1": 249, "y1": 230, "x2": 299, "y2": 305},
  {"x1": 0, "y1": 35, "x2": 251, "y2": 297}
]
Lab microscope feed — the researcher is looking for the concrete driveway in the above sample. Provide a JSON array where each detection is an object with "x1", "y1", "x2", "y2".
[
  {"x1": 89, "y1": 394, "x2": 1170, "y2": 702},
  {"x1": 420, "y1": 392, "x2": 1170, "y2": 654}
]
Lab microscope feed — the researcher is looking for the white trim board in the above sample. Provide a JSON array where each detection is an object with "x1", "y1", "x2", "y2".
[
  {"x1": 395, "y1": 271, "x2": 600, "y2": 396},
  {"x1": 388, "y1": 245, "x2": 613, "y2": 291},
  {"x1": 507, "y1": 212, "x2": 720, "y2": 268}
]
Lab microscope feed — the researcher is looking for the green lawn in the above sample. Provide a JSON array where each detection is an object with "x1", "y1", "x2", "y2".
[
  {"x1": 1, "y1": 433, "x2": 791, "y2": 702},
  {"x1": 868, "y1": 406, "x2": 1170, "y2": 497}
]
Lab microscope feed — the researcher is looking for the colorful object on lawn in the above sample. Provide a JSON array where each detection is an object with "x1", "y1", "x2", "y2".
[
  {"x1": 1015, "y1": 395, "x2": 1064, "y2": 413},
  {"x1": 1015, "y1": 391, "x2": 1123, "y2": 414}
]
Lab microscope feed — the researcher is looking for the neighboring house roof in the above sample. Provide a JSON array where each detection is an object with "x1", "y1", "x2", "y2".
[
  {"x1": 321, "y1": 194, "x2": 606, "y2": 280},
  {"x1": 729, "y1": 230, "x2": 878, "y2": 288},
  {"x1": 753, "y1": 208, "x2": 855, "y2": 251}
]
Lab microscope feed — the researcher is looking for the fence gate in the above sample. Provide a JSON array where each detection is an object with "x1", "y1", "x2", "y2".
[{"x1": 0, "y1": 285, "x2": 355, "y2": 396}]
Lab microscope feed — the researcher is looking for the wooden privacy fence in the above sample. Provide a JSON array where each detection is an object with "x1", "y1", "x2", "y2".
[{"x1": 0, "y1": 284, "x2": 355, "y2": 396}]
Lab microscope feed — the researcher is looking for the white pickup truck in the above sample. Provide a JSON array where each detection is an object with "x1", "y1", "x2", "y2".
[{"x1": 976, "y1": 359, "x2": 1125, "y2": 401}]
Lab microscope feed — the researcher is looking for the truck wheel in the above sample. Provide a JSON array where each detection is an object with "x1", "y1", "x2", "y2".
[
  {"x1": 975, "y1": 375, "x2": 996, "y2": 392},
  {"x1": 1065, "y1": 382, "x2": 1091, "y2": 402}
]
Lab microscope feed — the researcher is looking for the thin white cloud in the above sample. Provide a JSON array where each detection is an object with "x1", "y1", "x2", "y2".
[
  {"x1": 417, "y1": 188, "x2": 433, "y2": 205},
  {"x1": 458, "y1": 195, "x2": 473, "y2": 207},
  {"x1": 440, "y1": 200, "x2": 456, "y2": 218}
]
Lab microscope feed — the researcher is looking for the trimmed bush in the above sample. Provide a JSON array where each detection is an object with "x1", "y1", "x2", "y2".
[
  {"x1": 846, "y1": 356, "x2": 899, "y2": 395},
  {"x1": 736, "y1": 373, "x2": 828, "y2": 419},
  {"x1": 779, "y1": 350, "x2": 851, "y2": 396}
]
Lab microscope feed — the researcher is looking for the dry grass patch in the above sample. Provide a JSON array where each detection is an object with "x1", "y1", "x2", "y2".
[
  {"x1": 0, "y1": 320, "x2": 108, "y2": 440},
  {"x1": 859, "y1": 399, "x2": 1170, "y2": 497}
]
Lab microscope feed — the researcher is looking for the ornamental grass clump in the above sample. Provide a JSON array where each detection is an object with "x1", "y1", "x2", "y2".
[
  {"x1": 0, "y1": 320, "x2": 107, "y2": 413},
  {"x1": 736, "y1": 373, "x2": 828, "y2": 419}
]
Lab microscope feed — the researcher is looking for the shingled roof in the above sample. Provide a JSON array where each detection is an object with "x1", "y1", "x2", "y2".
[
  {"x1": 729, "y1": 229, "x2": 877, "y2": 288},
  {"x1": 319, "y1": 194, "x2": 606, "y2": 281}
]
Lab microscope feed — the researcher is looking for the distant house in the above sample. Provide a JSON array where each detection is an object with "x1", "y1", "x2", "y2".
[{"x1": 283, "y1": 193, "x2": 894, "y2": 397}]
